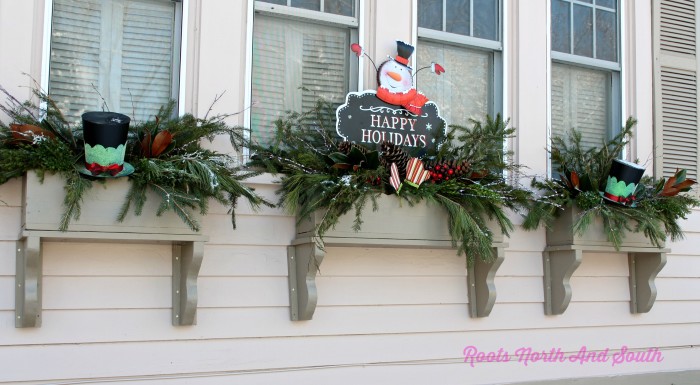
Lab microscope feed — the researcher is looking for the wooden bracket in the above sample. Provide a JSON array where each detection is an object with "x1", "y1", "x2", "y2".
[
  {"x1": 15, "y1": 231, "x2": 207, "y2": 328},
  {"x1": 543, "y1": 245, "x2": 668, "y2": 315},
  {"x1": 288, "y1": 236, "x2": 508, "y2": 321},
  {"x1": 629, "y1": 252, "x2": 667, "y2": 314},
  {"x1": 287, "y1": 241, "x2": 324, "y2": 321},
  {"x1": 543, "y1": 248, "x2": 583, "y2": 315},
  {"x1": 467, "y1": 246, "x2": 505, "y2": 317}
]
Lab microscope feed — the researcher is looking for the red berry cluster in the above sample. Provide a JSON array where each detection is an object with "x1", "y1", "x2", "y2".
[
  {"x1": 365, "y1": 176, "x2": 382, "y2": 186},
  {"x1": 427, "y1": 161, "x2": 469, "y2": 184}
]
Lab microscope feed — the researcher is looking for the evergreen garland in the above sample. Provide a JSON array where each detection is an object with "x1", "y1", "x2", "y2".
[
  {"x1": 523, "y1": 117, "x2": 699, "y2": 248},
  {"x1": 0, "y1": 86, "x2": 270, "y2": 231},
  {"x1": 249, "y1": 100, "x2": 532, "y2": 264}
]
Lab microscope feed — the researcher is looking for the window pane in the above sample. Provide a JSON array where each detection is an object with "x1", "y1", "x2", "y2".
[
  {"x1": 551, "y1": 63, "x2": 610, "y2": 151},
  {"x1": 417, "y1": 40, "x2": 492, "y2": 125},
  {"x1": 596, "y1": 9, "x2": 617, "y2": 61},
  {"x1": 252, "y1": 16, "x2": 350, "y2": 146},
  {"x1": 446, "y1": 0, "x2": 471, "y2": 36},
  {"x1": 572, "y1": 4, "x2": 593, "y2": 57},
  {"x1": 578, "y1": 0, "x2": 592, "y2": 3},
  {"x1": 551, "y1": 0, "x2": 571, "y2": 53},
  {"x1": 596, "y1": 0, "x2": 615, "y2": 9},
  {"x1": 418, "y1": 0, "x2": 443, "y2": 30},
  {"x1": 473, "y1": 0, "x2": 498, "y2": 40},
  {"x1": 49, "y1": 0, "x2": 178, "y2": 123},
  {"x1": 324, "y1": 0, "x2": 354, "y2": 16},
  {"x1": 291, "y1": 0, "x2": 320, "y2": 11}
]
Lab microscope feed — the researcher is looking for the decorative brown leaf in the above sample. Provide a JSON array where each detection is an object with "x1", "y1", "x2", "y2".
[
  {"x1": 660, "y1": 178, "x2": 696, "y2": 196},
  {"x1": 660, "y1": 169, "x2": 697, "y2": 196},
  {"x1": 141, "y1": 131, "x2": 152, "y2": 158},
  {"x1": 10, "y1": 123, "x2": 55, "y2": 142},
  {"x1": 570, "y1": 171, "x2": 580, "y2": 189},
  {"x1": 150, "y1": 130, "x2": 173, "y2": 157}
]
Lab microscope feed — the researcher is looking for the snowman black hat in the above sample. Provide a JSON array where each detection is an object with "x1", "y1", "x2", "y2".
[{"x1": 390, "y1": 40, "x2": 414, "y2": 70}]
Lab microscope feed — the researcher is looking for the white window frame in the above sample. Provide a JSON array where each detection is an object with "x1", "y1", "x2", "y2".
[
  {"x1": 414, "y1": 0, "x2": 504, "y2": 118},
  {"x1": 547, "y1": 0, "x2": 624, "y2": 177},
  {"x1": 244, "y1": 0, "x2": 362, "y2": 156},
  {"x1": 40, "y1": 0, "x2": 188, "y2": 117}
]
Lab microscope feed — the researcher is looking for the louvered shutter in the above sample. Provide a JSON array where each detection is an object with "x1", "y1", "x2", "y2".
[
  {"x1": 48, "y1": 0, "x2": 178, "y2": 124},
  {"x1": 654, "y1": 0, "x2": 699, "y2": 180},
  {"x1": 49, "y1": 0, "x2": 102, "y2": 120},
  {"x1": 251, "y1": 15, "x2": 350, "y2": 146},
  {"x1": 120, "y1": 0, "x2": 177, "y2": 122},
  {"x1": 551, "y1": 62, "x2": 610, "y2": 151}
]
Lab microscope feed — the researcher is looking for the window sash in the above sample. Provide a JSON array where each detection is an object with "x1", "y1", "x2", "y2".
[{"x1": 47, "y1": 0, "x2": 182, "y2": 124}]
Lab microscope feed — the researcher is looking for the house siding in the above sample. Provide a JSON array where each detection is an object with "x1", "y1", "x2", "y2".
[{"x1": 0, "y1": 0, "x2": 699, "y2": 384}]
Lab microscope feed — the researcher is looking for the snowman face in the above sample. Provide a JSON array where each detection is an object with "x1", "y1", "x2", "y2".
[{"x1": 378, "y1": 60, "x2": 413, "y2": 93}]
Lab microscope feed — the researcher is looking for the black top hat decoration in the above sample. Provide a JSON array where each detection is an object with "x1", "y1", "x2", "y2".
[
  {"x1": 80, "y1": 111, "x2": 134, "y2": 177},
  {"x1": 601, "y1": 158, "x2": 645, "y2": 206}
]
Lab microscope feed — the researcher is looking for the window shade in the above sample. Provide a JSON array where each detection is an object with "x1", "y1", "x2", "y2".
[
  {"x1": 551, "y1": 62, "x2": 610, "y2": 151},
  {"x1": 416, "y1": 40, "x2": 492, "y2": 125},
  {"x1": 251, "y1": 15, "x2": 350, "y2": 146},
  {"x1": 49, "y1": 0, "x2": 179, "y2": 124}
]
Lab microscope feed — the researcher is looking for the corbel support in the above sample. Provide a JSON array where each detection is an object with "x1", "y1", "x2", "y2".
[
  {"x1": 288, "y1": 241, "x2": 324, "y2": 321},
  {"x1": 543, "y1": 248, "x2": 583, "y2": 315},
  {"x1": 15, "y1": 236, "x2": 42, "y2": 328},
  {"x1": 467, "y1": 245, "x2": 505, "y2": 317},
  {"x1": 629, "y1": 251, "x2": 667, "y2": 314},
  {"x1": 172, "y1": 241, "x2": 205, "y2": 326}
]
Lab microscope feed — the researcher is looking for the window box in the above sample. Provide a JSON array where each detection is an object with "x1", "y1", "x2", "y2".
[
  {"x1": 543, "y1": 206, "x2": 667, "y2": 316},
  {"x1": 287, "y1": 194, "x2": 507, "y2": 321},
  {"x1": 16, "y1": 171, "x2": 207, "y2": 328}
]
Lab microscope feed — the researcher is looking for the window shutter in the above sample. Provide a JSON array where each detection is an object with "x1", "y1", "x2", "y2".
[
  {"x1": 120, "y1": 0, "x2": 177, "y2": 122},
  {"x1": 49, "y1": 0, "x2": 103, "y2": 120},
  {"x1": 654, "y1": 0, "x2": 699, "y2": 179}
]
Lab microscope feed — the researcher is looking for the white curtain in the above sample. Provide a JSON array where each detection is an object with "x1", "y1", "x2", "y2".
[
  {"x1": 251, "y1": 15, "x2": 350, "y2": 146},
  {"x1": 49, "y1": 0, "x2": 178, "y2": 124},
  {"x1": 551, "y1": 62, "x2": 610, "y2": 150},
  {"x1": 416, "y1": 40, "x2": 492, "y2": 126}
]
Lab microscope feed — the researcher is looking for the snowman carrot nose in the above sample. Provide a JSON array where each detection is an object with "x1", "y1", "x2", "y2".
[{"x1": 387, "y1": 71, "x2": 402, "y2": 81}]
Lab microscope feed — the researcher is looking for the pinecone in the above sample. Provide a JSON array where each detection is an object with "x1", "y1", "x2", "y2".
[
  {"x1": 337, "y1": 141, "x2": 352, "y2": 155},
  {"x1": 426, "y1": 159, "x2": 470, "y2": 183},
  {"x1": 380, "y1": 141, "x2": 409, "y2": 178}
]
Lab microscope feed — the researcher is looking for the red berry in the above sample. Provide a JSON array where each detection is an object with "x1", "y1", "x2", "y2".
[
  {"x1": 435, "y1": 165, "x2": 441, "y2": 171},
  {"x1": 445, "y1": 176, "x2": 450, "y2": 181},
  {"x1": 448, "y1": 169, "x2": 454, "y2": 175}
]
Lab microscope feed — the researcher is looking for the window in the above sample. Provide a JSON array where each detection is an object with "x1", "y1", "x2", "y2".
[
  {"x1": 416, "y1": 0, "x2": 502, "y2": 125},
  {"x1": 550, "y1": 0, "x2": 620, "y2": 155},
  {"x1": 48, "y1": 0, "x2": 183, "y2": 124},
  {"x1": 250, "y1": 0, "x2": 358, "y2": 146}
]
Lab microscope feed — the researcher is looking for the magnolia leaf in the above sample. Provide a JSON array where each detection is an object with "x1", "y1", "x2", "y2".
[
  {"x1": 364, "y1": 151, "x2": 380, "y2": 170},
  {"x1": 327, "y1": 152, "x2": 349, "y2": 164},
  {"x1": 674, "y1": 168, "x2": 687, "y2": 185},
  {"x1": 10, "y1": 123, "x2": 56, "y2": 141},
  {"x1": 570, "y1": 171, "x2": 580, "y2": 189},
  {"x1": 347, "y1": 147, "x2": 367, "y2": 164},
  {"x1": 331, "y1": 163, "x2": 352, "y2": 170},
  {"x1": 151, "y1": 130, "x2": 173, "y2": 157},
  {"x1": 141, "y1": 131, "x2": 152, "y2": 158}
]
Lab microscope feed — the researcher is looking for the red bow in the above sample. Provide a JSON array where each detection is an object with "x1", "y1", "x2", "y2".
[
  {"x1": 85, "y1": 162, "x2": 123, "y2": 176},
  {"x1": 604, "y1": 192, "x2": 636, "y2": 205}
]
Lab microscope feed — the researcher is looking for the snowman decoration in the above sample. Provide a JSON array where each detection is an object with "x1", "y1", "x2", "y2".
[{"x1": 352, "y1": 40, "x2": 445, "y2": 116}]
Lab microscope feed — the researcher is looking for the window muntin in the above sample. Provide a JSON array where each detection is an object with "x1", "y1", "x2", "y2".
[
  {"x1": 48, "y1": 0, "x2": 182, "y2": 124},
  {"x1": 551, "y1": 0, "x2": 618, "y2": 63},
  {"x1": 250, "y1": 0, "x2": 357, "y2": 146},
  {"x1": 418, "y1": 0, "x2": 499, "y2": 42},
  {"x1": 417, "y1": 0, "x2": 501, "y2": 124}
]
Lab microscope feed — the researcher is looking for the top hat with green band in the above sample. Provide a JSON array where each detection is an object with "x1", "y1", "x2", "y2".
[
  {"x1": 81, "y1": 111, "x2": 133, "y2": 177},
  {"x1": 602, "y1": 158, "x2": 645, "y2": 206}
]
